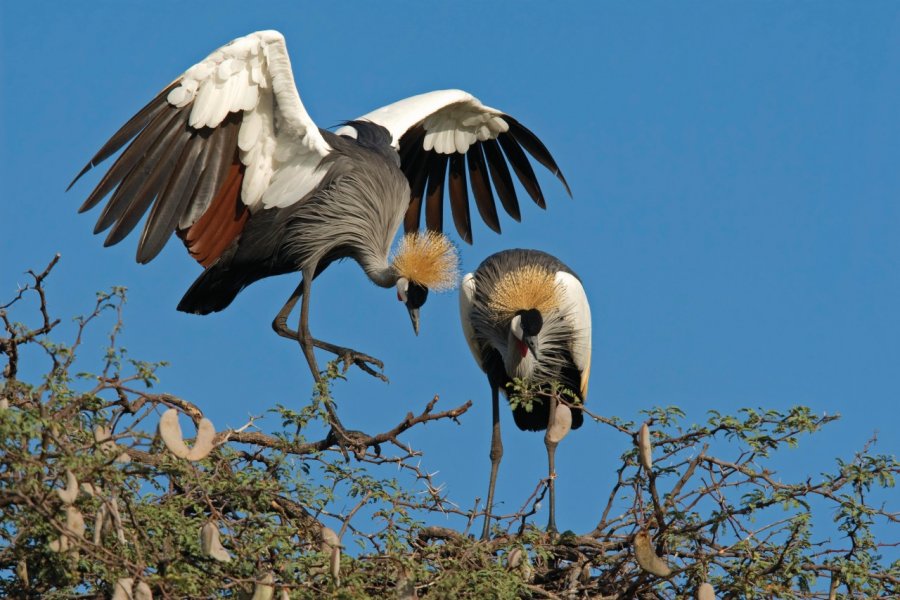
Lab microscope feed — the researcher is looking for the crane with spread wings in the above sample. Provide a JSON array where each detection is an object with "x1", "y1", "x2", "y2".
[{"x1": 69, "y1": 30, "x2": 571, "y2": 383}]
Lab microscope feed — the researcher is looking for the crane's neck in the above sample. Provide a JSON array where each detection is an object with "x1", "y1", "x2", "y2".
[{"x1": 360, "y1": 253, "x2": 398, "y2": 288}]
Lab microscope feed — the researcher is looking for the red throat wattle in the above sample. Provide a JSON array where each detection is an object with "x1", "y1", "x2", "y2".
[{"x1": 517, "y1": 339, "x2": 529, "y2": 358}]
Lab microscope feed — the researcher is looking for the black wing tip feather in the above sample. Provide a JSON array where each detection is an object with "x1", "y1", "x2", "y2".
[
  {"x1": 552, "y1": 165, "x2": 573, "y2": 198},
  {"x1": 504, "y1": 114, "x2": 572, "y2": 198},
  {"x1": 498, "y1": 133, "x2": 546, "y2": 209},
  {"x1": 482, "y1": 138, "x2": 521, "y2": 223},
  {"x1": 399, "y1": 114, "x2": 571, "y2": 243},
  {"x1": 69, "y1": 80, "x2": 180, "y2": 199},
  {"x1": 68, "y1": 163, "x2": 95, "y2": 192},
  {"x1": 466, "y1": 141, "x2": 501, "y2": 235},
  {"x1": 448, "y1": 153, "x2": 473, "y2": 243}
]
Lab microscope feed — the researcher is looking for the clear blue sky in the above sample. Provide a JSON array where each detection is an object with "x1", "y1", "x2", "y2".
[{"x1": 2, "y1": 2, "x2": 898, "y2": 539}]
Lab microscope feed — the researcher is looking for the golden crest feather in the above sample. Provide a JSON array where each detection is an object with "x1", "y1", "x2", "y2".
[
  {"x1": 488, "y1": 265, "x2": 562, "y2": 319},
  {"x1": 392, "y1": 231, "x2": 459, "y2": 291}
]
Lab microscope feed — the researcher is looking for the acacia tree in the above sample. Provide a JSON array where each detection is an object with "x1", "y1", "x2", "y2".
[{"x1": 1, "y1": 257, "x2": 897, "y2": 599}]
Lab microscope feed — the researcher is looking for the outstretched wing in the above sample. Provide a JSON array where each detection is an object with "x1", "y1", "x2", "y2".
[
  {"x1": 69, "y1": 30, "x2": 331, "y2": 266},
  {"x1": 556, "y1": 271, "x2": 592, "y2": 400},
  {"x1": 337, "y1": 89, "x2": 570, "y2": 244}
]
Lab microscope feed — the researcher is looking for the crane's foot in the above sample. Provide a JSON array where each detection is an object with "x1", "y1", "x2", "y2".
[
  {"x1": 332, "y1": 347, "x2": 387, "y2": 382},
  {"x1": 271, "y1": 323, "x2": 387, "y2": 382}
]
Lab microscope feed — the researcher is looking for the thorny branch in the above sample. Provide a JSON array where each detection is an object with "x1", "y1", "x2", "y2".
[{"x1": 1, "y1": 258, "x2": 897, "y2": 599}]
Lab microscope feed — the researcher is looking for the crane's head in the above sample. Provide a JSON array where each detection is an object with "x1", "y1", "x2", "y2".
[
  {"x1": 391, "y1": 231, "x2": 459, "y2": 335},
  {"x1": 510, "y1": 308, "x2": 544, "y2": 358},
  {"x1": 486, "y1": 263, "x2": 563, "y2": 363},
  {"x1": 396, "y1": 277, "x2": 428, "y2": 335}
]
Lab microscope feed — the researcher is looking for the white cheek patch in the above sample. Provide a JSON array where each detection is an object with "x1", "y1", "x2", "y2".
[
  {"x1": 510, "y1": 315, "x2": 524, "y2": 341},
  {"x1": 396, "y1": 279, "x2": 409, "y2": 303}
]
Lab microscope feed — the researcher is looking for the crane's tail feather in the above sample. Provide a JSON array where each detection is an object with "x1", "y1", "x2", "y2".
[{"x1": 178, "y1": 263, "x2": 256, "y2": 315}]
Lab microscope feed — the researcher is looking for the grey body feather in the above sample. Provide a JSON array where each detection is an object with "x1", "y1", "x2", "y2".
[{"x1": 178, "y1": 124, "x2": 409, "y2": 314}]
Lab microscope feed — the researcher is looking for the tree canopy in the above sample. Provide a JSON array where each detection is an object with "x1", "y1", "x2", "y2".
[{"x1": 1, "y1": 257, "x2": 897, "y2": 598}]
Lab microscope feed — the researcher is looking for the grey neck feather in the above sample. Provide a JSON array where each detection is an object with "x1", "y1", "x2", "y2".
[
  {"x1": 282, "y1": 136, "x2": 408, "y2": 289},
  {"x1": 502, "y1": 313, "x2": 571, "y2": 383},
  {"x1": 360, "y1": 254, "x2": 398, "y2": 288}
]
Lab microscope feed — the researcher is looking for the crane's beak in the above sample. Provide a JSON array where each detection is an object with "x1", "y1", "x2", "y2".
[
  {"x1": 407, "y1": 307, "x2": 420, "y2": 336},
  {"x1": 524, "y1": 336, "x2": 539, "y2": 358}
]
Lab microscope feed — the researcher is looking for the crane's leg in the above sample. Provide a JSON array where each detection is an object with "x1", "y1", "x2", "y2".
[
  {"x1": 288, "y1": 270, "x2": 373, "y2": 458},
  {"x1": 481, "y1": 384, "x2": 503, "y2": 540},
  {"x1": 545, "y1": 395, "x2": 560, "y2": 534},
  {"x1": 272, "y1": 280, "x2": 385, "y2": 380},
  {"x1": 295, "y1": 271, "x2": 321, "y2": 382},
  {"x1": 272, "y1": 281, "x2": 304, "y2": 337},
  {"x1": 271, "y1": 272, "x2": 379, "y2": 460}
]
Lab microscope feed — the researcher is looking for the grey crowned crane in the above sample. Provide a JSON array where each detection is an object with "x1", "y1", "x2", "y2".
[
  {"x1": 69, "y1": 30, "x2": 570, "y2": 383},
  {"x1": 459, "y1": 249, "x2": 591, "y2": 538}
]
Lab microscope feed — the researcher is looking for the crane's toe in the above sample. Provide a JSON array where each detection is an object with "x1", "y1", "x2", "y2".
[{"x1": 334, "y1": 347, "x2": 387, "y2": 382}]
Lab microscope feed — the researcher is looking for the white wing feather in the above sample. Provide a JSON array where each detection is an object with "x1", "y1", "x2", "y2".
[
  {"x1": 337, "y1": 89, "x2": 509, "y2": 154},
  {"x1": 556, "y1": 272, "x2": 592, "y2": 398},
  {"x1": 165, "y1": 30, "x2": 330, "y2": 213},
  {"x1": 459, "y1": 273, "x2": 484, "y2": 369}
]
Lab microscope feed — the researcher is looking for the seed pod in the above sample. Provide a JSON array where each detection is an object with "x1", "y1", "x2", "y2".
[
  {"x1": 545, "y1": 403, "x2": 573, "y2": 444},
  {"x1": 80, "y1": 482, "x2": 97, "y2": 497},
  {"x1": 16, "y1": 559, "x2": 28, "y2": 587},
  {"x1": 65, "y1": 506, "x2": 86, "y2": 538},
  {"x1": 319, "y1": 526, "x2": 341, "y2": 553},
  {"x1": 158, "y1": 410, "x2": 190, "y2": 458},
  {"x1": 186, "y1": 417, "x2": 216, "y2": 460},
  {"x1": 111, "y1": 578, "x2": 134, "y2": 600},
  {"x1": 395, "y1": 566, "x2": 417, "y2": 600},
  {"x1": 507, "y1": 547, "x2": 524, "y2": 569},
  {"x1": 106, "y1": 497, "x2": 126, "y2": 543},
  {"x1": 48, "y1": 535, "x2": 68, "y2": 552},
  {"x1": 0, "y1": 398, "x2": 9, "y2": 410},
  {"x1": 520, "y1": 559, "x2": 534, "y2": 583},
  {"x1": 506, "y1": 547, "x2": 533, "y2": 581},
  {"x1": 93, "y1": 505, "x2": 107, "y2": 545},
  {"x1": 251, "y1": 572, "x2": 275, "y2": 600},
  {"x1": 57, "y1": 470, "x2": 79, "y2": 505},
  {"x1": 329, "y1": 547, "x2": 341, "y2": 586},
  {"x1": 318, "y1": 526, "x2": 341, "y2": 586},
  {"x1": 200, "y1": 522, "x2": 232, "y2": 562},
  {"x1": 116, "y1": 452, "x2": 132, "y2": 464},
  {"x1": 93, "y1": 424, "x2": 118, "y2": 453},
  {"x1": 633, "y1": 531, "x2": 671, "y2": 577},
  {"x1": 158, "y1": 409, "x2": 216, "y2": 460},
  {"x1": 828, "y1": 574, "x2": 839, "y2": 600},
  {"x1": 638, "y1": 423, "x2": 652, "y2": 471},
  {"x1": 135, "y1": 581, "x2": 153, "y2": 600},
  {"x1": 696, "y1": 582, "x2": 716, "y2": 600}
]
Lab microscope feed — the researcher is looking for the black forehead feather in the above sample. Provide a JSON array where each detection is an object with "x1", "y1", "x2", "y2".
[
  {"x1": 519, "y1": 308, "x2": 543, "y2": 336},
  {"x1": 406, "y1": 281, "x2": 429, "y2": 309}
]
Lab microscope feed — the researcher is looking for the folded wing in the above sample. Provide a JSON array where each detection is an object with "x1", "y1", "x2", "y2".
[
  {"x1": 459, "y1": 273, "x2": 484, "y2": 368},
  {"x1": 556, "y1": 271, "x2": 591, "y2": 399},
  {"x1": 339, "y1": 89, "x2": 570, "y2": 244},
  {"x1": 70, "y1": 30, "x2": 331, "y2": 266}
]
